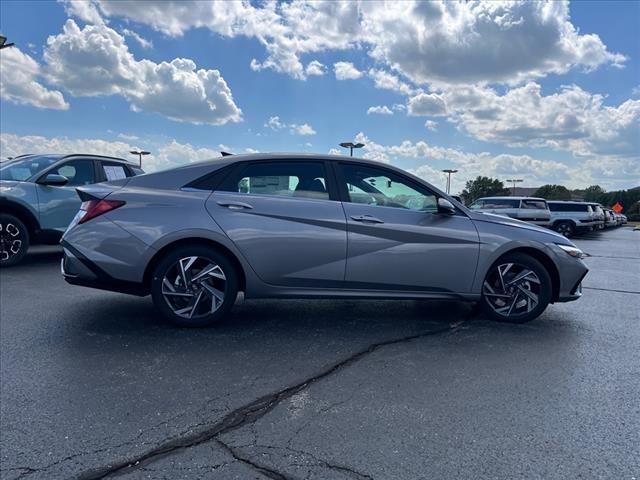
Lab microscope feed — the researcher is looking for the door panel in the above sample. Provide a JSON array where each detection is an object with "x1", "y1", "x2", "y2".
[
  {"x1": 206, "y1": 161, "x2": 346, "y2": 286},
  {"x1": 343, "y1": 204, "x2": 479, "y2": 292},
  {"x1": 208, "y1": 192, "x2": 347, "y2": 286},
  {"x1": 337, "y1": 163, "x2": 480, "y2": 293},
  {"x1": 37, "y1": 160, "x2": 96, "y2": 232}
]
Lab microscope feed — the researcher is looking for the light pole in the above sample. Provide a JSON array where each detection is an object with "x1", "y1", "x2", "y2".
[
  {"x1": 0, "y1": 35, "x2": 15, "y2": 50},
  {"x1": 129, "y1": 150, "x2": 150, "y2": 168},
  {"x1": 442, "y1": 169, "x2": 458, "y2": 194},
  {"x1": 506, "y1": 178, "x2": 523, "y2": 195},
  {"x1": 339, "y1": 142, "x2": 365, "y2": 157}
]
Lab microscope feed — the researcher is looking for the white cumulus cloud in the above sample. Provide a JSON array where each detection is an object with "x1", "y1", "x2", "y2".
[
  {"x1": 334, "y1": 61, "x2": 362, "y2": 80},
  {"x1": 43, "y1": 19, "x2": 242, "y2": 125},
  {"x1": 0, "y1": 46, "x2": 69, "y2": 110},
  {"x1": 367, "y1": 105, "x2": 393, "y2": 115}
]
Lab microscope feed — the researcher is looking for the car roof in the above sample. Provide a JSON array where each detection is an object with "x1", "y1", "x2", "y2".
[
  {"x1": 170, "y1": 152, "x2": 418, "y2": 178},
  {"x1": 8, "y1": 153, "x2": 135, "y2": 165},
  {"x1": 547, "y1": 200, "x2": 589, "y2": 204}
]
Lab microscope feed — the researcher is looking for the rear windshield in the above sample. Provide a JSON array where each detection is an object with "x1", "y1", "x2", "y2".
[
  {"x1": 548, "y1": 203, "x2": 590, "y2": 212},
  {"x1": 0, "y1": 156, "x2": 60, "y2": 181}
]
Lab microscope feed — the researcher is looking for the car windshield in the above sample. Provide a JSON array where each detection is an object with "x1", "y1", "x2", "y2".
[{"x1": 0, "y1": 156, "x2": 60, "y2": 181}]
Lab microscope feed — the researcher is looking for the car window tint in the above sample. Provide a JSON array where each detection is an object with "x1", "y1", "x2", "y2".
[
  {"x1": 221, "y1": 162, "x2": 329, "y2": 200},
  {"x1": 483, "y1": 199, "x2": 519, "y2": 209},
  {"x1": 341, "y1": 164, "x2": 437, "y2": 212},
  {"x1": 521, "y1": 200, "x2": 547, "y2": 209},
  {"x1": 548, "y1": 203, "x2": 589, "y2": 212},
  {"x1": 51, "y1": 160, "x2": 95, "y2": 186}
]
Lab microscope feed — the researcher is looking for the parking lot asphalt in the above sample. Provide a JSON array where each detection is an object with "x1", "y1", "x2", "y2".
[{"x1": 1, "y1": 227, "x2": 639, "y2": 480}]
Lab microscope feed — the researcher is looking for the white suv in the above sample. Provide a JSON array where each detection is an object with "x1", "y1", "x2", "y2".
[
  {"x1": 547, "y1": 201, "x2": 596, "y2": 237},
  {"x1": 469, "y1": 197, "x2": 551, "y2": 227}
]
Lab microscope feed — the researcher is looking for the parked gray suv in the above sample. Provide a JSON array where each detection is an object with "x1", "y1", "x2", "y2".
[
  {"x1": 0, "y1": 154, "x2": 142, "y2": 266},
  {"x1": 60, "y1": 153, "x2": 587, "y2": 327}
]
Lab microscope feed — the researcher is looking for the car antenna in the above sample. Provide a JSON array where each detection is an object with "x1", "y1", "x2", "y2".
[{"x1": 220, "y1": 151, "x2": 233, "y2": 157}]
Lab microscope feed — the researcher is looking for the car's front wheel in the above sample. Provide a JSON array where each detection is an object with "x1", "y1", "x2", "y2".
[
  {"x1": 151, "y1": 246, "x2": 239, "y2": 327},
  {"x1": 480, "y1": 253, "x2": 552, "y2": 323},
  {"x1": 0, "y1": 214, "x2": 29, "y2": 267}
]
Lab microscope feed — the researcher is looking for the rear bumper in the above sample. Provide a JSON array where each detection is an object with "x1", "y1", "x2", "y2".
[{"x1": 61, "y1": 241, "x2": 148, "y2": 296}]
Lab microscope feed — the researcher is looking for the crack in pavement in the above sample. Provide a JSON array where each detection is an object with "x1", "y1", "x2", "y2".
[
  {"x1": 75, "y1": 320, "x2": 465, "y2": 479},
  {"x1": 215, "y1": 439, "x2": 290, "y2": 480},
  {"x1": 233, "y1": 443, "x2": 374, "y2": 480},
  {"x1": 583, "y1": 286, "x2": 640, "y2": 295}
]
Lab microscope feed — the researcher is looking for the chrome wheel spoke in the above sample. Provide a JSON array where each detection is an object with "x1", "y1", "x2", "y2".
[
  {"x1": 484, "y1": 262, "x2": 542, "y2": 318},
  {"x1": 161, "y1": 256, "x2": 226, "y2": 319},
  {"x1": 506, "y1": 269, "x2": 538, "y2": 286}
]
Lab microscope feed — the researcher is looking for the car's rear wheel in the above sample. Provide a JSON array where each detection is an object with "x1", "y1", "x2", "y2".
[
  {"x1": 0, "y1": 214, "x2": 29, "y2": 267},
  {"x1": 480, "y1": 253, "x2": 552, "y2": 323},
  {"x1": 554, "y1": 221, "x2": 574, "y2": 237},
  {"x1": 151, "y1": 245, "x2": 238, "y2": 327}
]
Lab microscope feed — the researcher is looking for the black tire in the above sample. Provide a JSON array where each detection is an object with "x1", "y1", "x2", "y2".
[
  {"x1": 553, "y1": 221, "x2": 574, "y2": 237},
  {"x1": 0, "y1": 214, "x2": 29, "y2": 267},
  {"x1": 480, "y1": 252, "x2": 552, "y2": 324},
  {"x1": 151, "y1": 245, "x2": 239, "y2": 327}
]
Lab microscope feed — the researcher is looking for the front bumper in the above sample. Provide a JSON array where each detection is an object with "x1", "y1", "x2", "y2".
[{"x1": 556, "y1": 269, "x2": 588, "y2": 302}]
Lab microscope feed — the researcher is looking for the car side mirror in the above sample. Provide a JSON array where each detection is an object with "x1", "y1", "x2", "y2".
[
  {"x1": 38, "y1": 173, "x2": 69, "y2": 186},
  {"x1": 437, "y1": 197, "x2": 456, "y2": 215}
]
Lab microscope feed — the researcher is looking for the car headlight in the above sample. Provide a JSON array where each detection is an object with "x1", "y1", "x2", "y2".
[{"x1": 557, "y1": 244, "x2": 585, "y2": 259}]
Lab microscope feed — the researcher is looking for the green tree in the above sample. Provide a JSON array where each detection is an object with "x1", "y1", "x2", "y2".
[
  {"x1": 461, "y1": 176, "x2": 510, "y2": 204},
  {"x1": 583, "y1": 185, "x2": 606, "y2": 202},
  {"x1": 533, "y1": 184, "x2": 572, "y2": 200}
]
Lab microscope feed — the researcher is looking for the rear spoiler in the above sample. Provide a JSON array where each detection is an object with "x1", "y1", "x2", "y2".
[{"x1": 76, "y1": 179, "x2": 129, "y2": 201}]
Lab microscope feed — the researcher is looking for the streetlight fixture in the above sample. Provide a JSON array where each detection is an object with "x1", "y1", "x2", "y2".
[
  {"x1": 442, "y1": 169, "x2": 458, "y2": 194},
  {"x1": 129, "y1": 150, "x2": 150, "y2": 168},
  {"x1": 506, "y1": 178, "x2": 523, "y2": 195},
  {"x1": 339, "y1": 142, "x2": 365, "y2": 157},
  {"x1": 0, "y1": 35, "x2": 15, "y2": 50}
]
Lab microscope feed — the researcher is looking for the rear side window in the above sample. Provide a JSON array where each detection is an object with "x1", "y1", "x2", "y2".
[
  {"x1": 220, "y1": 162, "x2": 329, "y2": 200},
  {"x1": 521, "y1": 199, "x2": 548, "y2": 210},
  {"x1": 483, "y1": 199, "x2": 519, "y2": 209},
  {"x1": 99, "y1": 162, "x2": 131, "y2": 181},
  {"x1": 548, "y1": 203, "x2": 589, "y2": 212}
]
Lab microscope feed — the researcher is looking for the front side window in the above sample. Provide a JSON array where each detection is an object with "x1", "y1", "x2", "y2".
[
  {"x1": 50, "y1": 160, "x2": 95, "y2": 186},
  {"x1": 469, "y1": 200, "x2": 484, "y2": 210},
  {"x1": 340, "y1": 164, "x2": 437, "y2": 212},
  {"x1": 220, "y1": 162, "x2": 329, "y2": 200}
]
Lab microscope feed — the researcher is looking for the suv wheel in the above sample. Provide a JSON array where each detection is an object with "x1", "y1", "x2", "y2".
[
  {"x1": 151, "y1": 245, "x2": 239, "y2": 327},
  {"x1": 0, "y1": 214, "x2": 29, "y2": 267},
  {"x1": 481, "y1": 253, "x2": 552, "y2": 323},
  {"x1": 554, "y1": 221, "x2": 574, "y2": 237}
]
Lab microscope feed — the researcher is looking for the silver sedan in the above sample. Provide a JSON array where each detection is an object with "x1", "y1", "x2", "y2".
[{"x1": 60, "y1": 154, "x2": 588, "y2": 327}]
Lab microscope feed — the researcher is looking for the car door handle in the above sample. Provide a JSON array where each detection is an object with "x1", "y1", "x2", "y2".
[
  {"x1": 351, "y1": 214, "x2": 384, "y2": 224},
  {"x1": 217, "y1": 200, "x2": 253, "y2": 210}
]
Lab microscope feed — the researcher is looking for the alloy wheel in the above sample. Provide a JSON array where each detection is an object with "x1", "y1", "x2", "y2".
[
  {"x1": 0, "y1": 222, "x2": 23, "y2": 262},
  {"x1": 161, "y1": 256, "x2": 227, "y2": 319},
  {"x1": 482, "y1": 263, "x2": 541, "y2": 318},
  {"x1": 555, "y1": 223, "x2": 572, "y2": 237}
]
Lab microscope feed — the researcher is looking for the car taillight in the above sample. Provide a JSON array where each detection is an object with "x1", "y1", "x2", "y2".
[{"x1": 78, "y1": 199, "x2": 125, "y2": 224}]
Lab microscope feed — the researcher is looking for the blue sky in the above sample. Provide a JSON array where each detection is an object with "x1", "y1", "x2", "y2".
[{"x1": 1, "y1": 0, "x2": 638, "y2": 193}]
